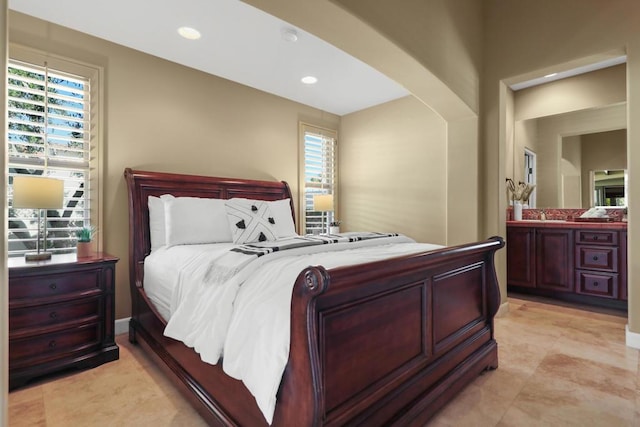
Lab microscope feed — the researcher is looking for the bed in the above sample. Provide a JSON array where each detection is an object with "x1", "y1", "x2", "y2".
[{"x1": 124, "y1": 168, "x2": 505, "y2": 426}]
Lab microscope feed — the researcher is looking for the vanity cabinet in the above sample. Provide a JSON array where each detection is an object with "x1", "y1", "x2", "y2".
[
  {"x1": 506, "y1": 227, "x2": 536, "y2": 288},
  {"x1": 575, "y1": 230, "x2": 619, "y2": 299},
  {"x1": 536, "y1": 228, "x2": 574, "y2": 291},
  {"x1": 507, "y1": 221, "x2": 627, "y2": 310}
]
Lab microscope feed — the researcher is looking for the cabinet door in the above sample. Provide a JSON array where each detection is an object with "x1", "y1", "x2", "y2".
[
  {"x1": 536, "y1": 229, "x2": 574, "y2": 291},
  {"x1": 507, "y1": 227, "x2": 536, "y2": 288}
]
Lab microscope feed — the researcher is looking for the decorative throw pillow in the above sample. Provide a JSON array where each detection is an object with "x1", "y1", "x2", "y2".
[
  {"x1": 268, "y1": 198, "x2": 298, "y2": 238},
  {"x1": 225, "y1": 198, "x2": 278, "y2": 244}
]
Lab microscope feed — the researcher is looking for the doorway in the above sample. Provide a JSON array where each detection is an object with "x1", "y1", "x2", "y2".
[{"x1": 524, "y1": 148, "x2": 536, "y2": 208}]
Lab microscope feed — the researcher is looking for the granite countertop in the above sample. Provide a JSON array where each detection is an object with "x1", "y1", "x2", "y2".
[{"x1": 507, "y1": 219, "x2": 627, "y2": 229}]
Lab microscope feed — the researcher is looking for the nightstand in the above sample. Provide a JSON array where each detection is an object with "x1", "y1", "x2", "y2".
[{"x1": 8, "y1": 253, "x2": 119, "y2": 389}]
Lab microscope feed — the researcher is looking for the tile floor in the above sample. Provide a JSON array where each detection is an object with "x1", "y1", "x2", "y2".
[{"x1": 8, "y1": 296, "x2": 638, "y2": 426}]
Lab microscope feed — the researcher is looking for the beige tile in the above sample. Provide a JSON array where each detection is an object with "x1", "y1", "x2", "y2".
[
  {"x1": 499, "y1": 374, "x2": 634, "y2": 426},
  {"x1": 498, "y1": 351, "x2": 636, "y2": 427},
  {"x1": 8, "y1": 385, "x2": 46, "y2": 427},
  {"x1": 549, "y1": 334, "x2": 638, "y2": 373},
  {"x1": 7, "y1": 297, "x2": 640, "y2": 427}
]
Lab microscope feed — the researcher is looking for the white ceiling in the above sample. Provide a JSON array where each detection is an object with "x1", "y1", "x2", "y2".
[{"x1": 8, "y1": 0, "x2": 409, "y2": 116}]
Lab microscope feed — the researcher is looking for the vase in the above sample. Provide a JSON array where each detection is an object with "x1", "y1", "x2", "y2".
[
  {"x1": 513, "y1": 202, "x2": 523, "y2": 221},
  {"x1": 329, "y1": 226, "x2": 340, "y2": 234},
  {"x1": 77, "y1": 241, "x2": 92, "y2": 258}
]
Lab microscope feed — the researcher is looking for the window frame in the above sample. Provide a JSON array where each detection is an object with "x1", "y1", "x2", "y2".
[
  {"x1": 299, "y1": 122, "x2": 338, "y2": 235},
  {"x1": 7, "y1": 45, "x2": 104, "y2": 257}
]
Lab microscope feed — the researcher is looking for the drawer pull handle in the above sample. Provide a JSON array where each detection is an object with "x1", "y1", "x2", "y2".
[
  {"x1": 49, "y1": 283, "x2": 57, "y2": 290},
  {"x1": 49, "y1": 311, "x2": 58, "y2": 319},
  {"x1": 593, "y1": 256, "x2": 599, "y2": 261},
  {"x1": 593, "y1": 236, "x2": 599, "y2": 240},
  {"x1": 594, "y1": 282, "x2": 599, "y2": 287},
  {"x1": 48, "y1": 340, "x2": 57, "y2": 349}
]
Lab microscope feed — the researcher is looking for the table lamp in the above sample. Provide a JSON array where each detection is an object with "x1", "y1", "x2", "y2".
[
  {"x1": 13, "y1": 176, "x2": 64, "y2": 261},
  {"x1": 313, "y1": 194, "x2": 333, "y2": 234}
]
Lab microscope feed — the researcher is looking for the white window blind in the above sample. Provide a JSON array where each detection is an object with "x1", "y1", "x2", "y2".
[
  {"x1": 7, "y1": 58, "x2": 93, "y2": 256},
  {"x1": 300, "y1": 123, "x2": 337, "y2": 234}
]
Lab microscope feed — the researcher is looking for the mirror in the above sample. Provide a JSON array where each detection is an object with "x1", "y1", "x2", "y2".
[
  {"x1": 513, "y1": 105, "x2": 627, "y2": 209},
  {"x1": 593, "y1": 169, "x2": 627, "y2": 206},
  {"x1": 509, "y1": 60, "x2": 627, "y2": 209}
]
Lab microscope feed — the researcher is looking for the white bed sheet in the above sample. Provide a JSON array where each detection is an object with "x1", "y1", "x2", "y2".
[
  {"x1": 156, "y1": 234, "x2": 443, "y2": 424},
  {"x1": 143, "y1": 243, "x2": 236, "y2": 321}
]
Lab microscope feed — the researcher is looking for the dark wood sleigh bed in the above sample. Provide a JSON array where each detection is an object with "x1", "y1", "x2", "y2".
[{"x1": 124, "y1": 168, "x2": 505, "y2": 426}]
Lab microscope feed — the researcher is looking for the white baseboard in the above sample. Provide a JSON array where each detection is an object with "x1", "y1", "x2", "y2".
[
  {"x1": 496, "y1": 301, "x2": 510, "y2": 318},
  {"x1": 626, "y1": 324, "x2": 640, "y2": 349},
  {"x1": 115, "y1": 317, "x2": 131, "y2": 336}
]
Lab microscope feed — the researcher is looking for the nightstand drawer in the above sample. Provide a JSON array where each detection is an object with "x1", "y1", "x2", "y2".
[
  {"x1": 9, "y1": 297, "x2": 102, "y2": 333},
  {"x1": 575, "y1": 246, "x2": 618, "y2": 272},
  {"x1": 9, "y1": 323, "x2": 102, "y2": 368},
  {"x1": 9, "y1": 269, "x2": 101, "y2": 301},
  {"x1": 575, "y1": 270, "x2": 618, "y2": 299},
  {"x1": 576, "y1": 230, "x2": 618, "y2": 246}
]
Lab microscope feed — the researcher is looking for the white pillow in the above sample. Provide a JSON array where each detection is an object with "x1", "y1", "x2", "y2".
[
  {"x1": 165, "y1": 197, "x2": 232, "y2": 247},
  {"x1": 268, "y1": 198, "x2": 297, "y2": 238},
  {"x1": 225, "y1": 198, "x2": 278, "y2": 244},
  {"x1": 148, "y1": 194, "x2": 174, "y2": 251}
]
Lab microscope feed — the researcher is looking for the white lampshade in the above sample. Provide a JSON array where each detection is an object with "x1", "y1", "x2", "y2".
[
  {"x1": 313, "y1": 194, "x2": 334, "y2": 212},
  {"x1": 13, "y1": 176, "x2": 64, "y2": 209}
]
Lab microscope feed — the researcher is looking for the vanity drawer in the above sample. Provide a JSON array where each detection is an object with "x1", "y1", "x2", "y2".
[
  {"x1": 575, "y1": 230, "x2": 618, "y2": 246},
  {"x1": 575, "y1": 246, "x2": 618, "y2": 272},
  {"x1": 575, "y1": 270, "x2": 618, "y2": 299}
]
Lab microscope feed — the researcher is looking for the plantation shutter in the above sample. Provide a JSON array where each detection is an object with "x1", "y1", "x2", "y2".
[
  {"x1": 300, "y1": 123, "x2": 337, "y2": 234},
  {"x1": 7, "y1": 57, "x2": 94, "y2": 256}
]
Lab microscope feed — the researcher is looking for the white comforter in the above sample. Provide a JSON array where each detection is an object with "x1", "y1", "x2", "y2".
[{"x1": 156, "y1": 234, "x2": 443, "y2": 424}]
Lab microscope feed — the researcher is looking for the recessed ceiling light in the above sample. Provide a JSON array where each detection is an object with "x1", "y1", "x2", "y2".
[
  {"x1": 281, "y1": 28, "x2": 298, "y2": 42},
  {"x1": 178, "y1": 26, "x2": 201, "y2": 40},
  {"x1": 301, "y1": 76, "x2": 318, "y2": 85},
  {"x1": 544, "y1": 73, "x2": 558, "y2": 78}
]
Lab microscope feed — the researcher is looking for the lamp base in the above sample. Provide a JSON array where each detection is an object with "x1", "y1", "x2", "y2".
[{"x1": 25, "y1": 251, "x2": 52, "y2": 261}]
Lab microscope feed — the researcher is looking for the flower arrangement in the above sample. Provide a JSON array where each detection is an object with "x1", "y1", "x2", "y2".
[
  {"x1": 330, "y1": 220, "x2": 341, "y2": 227},
  {"x1": 506, "y1": 178, "x2": 535, "y2": 204}
]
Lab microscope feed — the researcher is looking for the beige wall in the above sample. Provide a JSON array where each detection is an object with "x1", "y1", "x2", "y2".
[
  {"x1": 580, "y1": 130, "x2": 627, "y2": 206},
  {"x1": 514, "y1": 64, "x2": 626, "y2": 121},
  {"x1": 331, "y1": 0, "x2": 483, "y2": 115},
  {"x1": 340, "y1": 96, "x2": 447, "y2": 244},
  {"x1": 245, "y1": 0, "x2": 484, "y2": 246},
  {"x1": 8, "y1": 11, "x2": 340, "y2": 319},
  {"x1": 484, "y1": 0, "x2": 640, "y2": 335},
  {"x1": 561, "y1": 136, "x2": 582, "y2": 208}
]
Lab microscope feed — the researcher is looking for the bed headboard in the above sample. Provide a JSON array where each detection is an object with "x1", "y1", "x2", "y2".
[{"x1": 124, "y1": 168, "x2": 294, "y2": 289}]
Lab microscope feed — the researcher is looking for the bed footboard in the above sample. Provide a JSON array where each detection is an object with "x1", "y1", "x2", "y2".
[{"x1": 277, "y1": 236, "x2": 504, "y2": 426}]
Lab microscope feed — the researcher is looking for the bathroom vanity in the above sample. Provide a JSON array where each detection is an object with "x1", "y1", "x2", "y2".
[{"x1": 507, "y1": 220, "x2": 627, "y2": 310}]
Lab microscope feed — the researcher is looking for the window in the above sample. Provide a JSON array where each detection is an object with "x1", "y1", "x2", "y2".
[
  {"x1": 299, "y1": 123, "x2": 337, "y2": 234},
  {"x1": 7, "y1": 50, "x2": 101, "y2": 257}
]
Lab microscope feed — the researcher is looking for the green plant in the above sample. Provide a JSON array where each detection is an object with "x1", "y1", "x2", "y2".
[{"x1": 76, "y1": 226, "x2": 96, "y2": 243}]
